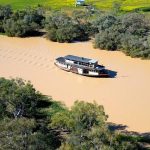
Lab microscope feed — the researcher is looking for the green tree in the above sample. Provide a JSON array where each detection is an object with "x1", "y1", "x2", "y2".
[
  {"x1": 45, "y1": 11, "x2": 92, "y2": 42},
  {"x1": 72, "y1": 10, "x2": 92, "y2": 41},
  {"x1": 121, "y1": 13, "x2": 149, "y2": 37},
  {"x1": 51, "y1": 101, "x2": 139, "y2": 150},
  {"x1": 94, "y1": 12, "x2": 150, "y2": 58},
  {"x1": 0, "y1": 78, "x2": 62, "y2": 149},
  {"x1": 0, "y1": 5, "x2": 12, "y2": 32},
  {"x1": 93, "y1": 14, "x2": 118, "y2": 32},
  {"x1": 0, "y1": 118, "x2": 36, "y2": 150},
  {"x1": 45, "y1": 12, "x2": 78, "y2": 42},
  {"x1": 3, "y1": 7, "x2": 45, "y2": 37}
]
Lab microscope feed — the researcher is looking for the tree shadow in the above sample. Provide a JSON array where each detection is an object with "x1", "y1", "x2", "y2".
[
  {"x1": 108, "y1": 122, "x2": 128, "y2": 131},
  {"x1": 23, "y1": 30, "x2": 46, "y2": 37},
  {"x1": 142, "y1": 132, "x2": 150, "y2": 137}
]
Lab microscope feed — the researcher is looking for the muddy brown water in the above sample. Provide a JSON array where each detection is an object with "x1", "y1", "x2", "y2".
[{"x1": 0, "y1": 36, "x2": 150, "y2": 132}]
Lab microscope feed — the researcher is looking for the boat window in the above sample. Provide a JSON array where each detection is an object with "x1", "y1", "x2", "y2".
[{"x1": 90, "y1": 70, "x2": 97, "y2": 72}]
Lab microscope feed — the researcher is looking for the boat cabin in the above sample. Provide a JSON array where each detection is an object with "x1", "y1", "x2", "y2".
[{"x1": 64, "y1": 55, "x2": 98, "y2": 68}]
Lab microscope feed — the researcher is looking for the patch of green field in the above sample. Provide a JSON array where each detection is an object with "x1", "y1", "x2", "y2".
[
  {"x1": 86, "y1": 0, "x2": 150, "y2": 11},
  {"x1": 0, "y1": 0, "x2": 75, "y2": 10},
  {"x1": 123, "y1": 0, "x2": 150, "y2": 11},
  {"x1": 0, "y1": 0, "x2": 150, "y2": 11}
]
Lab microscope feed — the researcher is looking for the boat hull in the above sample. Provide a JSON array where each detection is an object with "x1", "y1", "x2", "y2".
[{"x1": 54, "y1": 61, "x2": 109, "y2": 77}]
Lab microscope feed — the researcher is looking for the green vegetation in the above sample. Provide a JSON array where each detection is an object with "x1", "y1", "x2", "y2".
[
  {"x1": 86, "y1": 0, "x2": 150, "y2": 11},
  {"x1": 0, "y1": 0, "x2": 75, "y2": 10},
  {"x1": 1, "y1": 77, "x2": 149, "y2": 149},
  {"x1": 1, "y1": 5, "x2": 150, "y2": 58},
  {"x1": 45, "y1": 10, "x2": 91, "y2": 42},
  {"x1": 0, "y1": 78, "x2": 61, "y2": 149},
  {"x1": 0, "y1": 0, "x2": 150, "y2": 11},
  {"x1": 94, "y1": 12, "x2": 150, "y2": 58},
  {"x1": 1, "y1": 6, "x2": 45, "y2": 37}
]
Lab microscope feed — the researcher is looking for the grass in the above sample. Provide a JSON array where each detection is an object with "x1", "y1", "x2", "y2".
[
  {"x1": 86, "y1": 0, "x2": 150, "y2": 11},
  {"x1": 0, "y1": 0, "x2": 150, "y2": 11},
  {"x1": 0, "y1": 0, "x2": 75, "y2": 10},
  {"x1": 0, "y1": 32, "x2": 6, "y2": 35}
]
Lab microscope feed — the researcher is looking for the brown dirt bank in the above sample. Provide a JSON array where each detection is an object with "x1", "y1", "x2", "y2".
[{"x1": 0, "y1": 35, "x2": 150, "y2": 133}]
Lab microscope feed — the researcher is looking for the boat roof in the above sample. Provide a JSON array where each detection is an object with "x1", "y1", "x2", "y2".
[
  {"x1": 56, "y1": 56, "x2": 104, "y2": 70},
  {"x1": 64, "y1": 55, "x2": 98, "y2": 64}
]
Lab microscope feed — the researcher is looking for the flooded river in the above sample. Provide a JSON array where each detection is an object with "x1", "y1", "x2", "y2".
[{"x1": 0, "y1": 36, "x2": 150, "y2": 132}]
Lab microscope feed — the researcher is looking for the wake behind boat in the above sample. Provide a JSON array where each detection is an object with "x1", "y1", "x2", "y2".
[{"x1": 54, "y1": 55, "x2": 109, "y2": 77}]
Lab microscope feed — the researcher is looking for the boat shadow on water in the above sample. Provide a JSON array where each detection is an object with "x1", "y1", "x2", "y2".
[
  {"x1": 107, "y1": 70, "x2": 117, "y2": 78},
  {"x1": 64, "y1": 69, "x2": 117, "y2": 78}
]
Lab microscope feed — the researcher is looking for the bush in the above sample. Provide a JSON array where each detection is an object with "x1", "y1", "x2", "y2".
[
  {"x1": 95, "y1": 31, "x2": 117, "y2": 50},
  {"x1": 94, "y1": 12, "x2": 150, "y2": 59},
  {"x1": 93, "y1": 14, "x2": 118, "y2": 32},
  {"x1": 56, "y1": 27, "x2": 77, "y2": 43},
  {"x1": 121, "y1": 35, "x2": 142, "y2": 55},
  {"x1": 94, "y1": 14, "x2": 123, "y2": 50},
  {"x1": 51, "y1": 101, "x2": 140, "y2": 150},
  {"x1": 3, "y1": 19, "x2": 27, "y2": 37},
  {"x1": 45, "y1": 12, "x2": 78, "y2": 42},
  {"x1": 3, "y1": 7, "x2": 45, "y2": 37},
  {"x1": 46, "y1": 28, "x2": 57, "y2": 42},
  {"x1": 45, "y1": 11, "x2": 92, "y2": 42},
  {"x1": 0, "y1": 78, "x2": 63, "y2": 149},
  {"x1": 0, "y1": 5, "x2": 12, "y2": 20},
  {"x1": 121, "y1": 13, "x2": 149, "y2": 37},
  {"x1": 0, "y1": 5, "x2": 12, "y2": 33}
]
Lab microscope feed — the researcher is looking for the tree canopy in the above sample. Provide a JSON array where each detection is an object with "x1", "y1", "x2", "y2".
[
  {"x1": 0, "y1": 78, "x2": 62, "y2": 149},
  {"x1": 94, "y1": 12, "x2": 150, "y2": 58}
]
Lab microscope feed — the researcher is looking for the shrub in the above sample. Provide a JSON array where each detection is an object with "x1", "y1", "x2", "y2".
[
  {"x1": 93, "y1": 14, "x2": 118, "y2": 32},
  {"x1": 0, "y1": 78, "x2": 63, "y2": 149},
  {"x1": 0, "y1": 5, "x2": 12, "y2": 33},
  {"x1": 94, "y1": 12, "x2": 150, "y2": 59},
  {"x1": 3, "y1": 7, "x2": 45, "y2": 37},
  {"x1": 121, "y1": 13, "x2": 149, "y2": 37},
  {"x1": 0, "y1": 5, "x2": 12, "y2": 20},
  {"x1": 95, "y1": 31, "x2": 117, "y2": 50},
  {"x1": 45, "y1": 12, "x2": 78, "y2": 42},
  {"x1": 45, "y1": 11, "x2": 92, "y2": 42},
  {"x1": 3, "y1": 18, "x2": 27, "y2": 37}
]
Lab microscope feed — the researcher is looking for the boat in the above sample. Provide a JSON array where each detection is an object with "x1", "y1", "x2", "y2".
[{"x1": 54, "y1": 55, "x2": 109, "y2": 77}]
